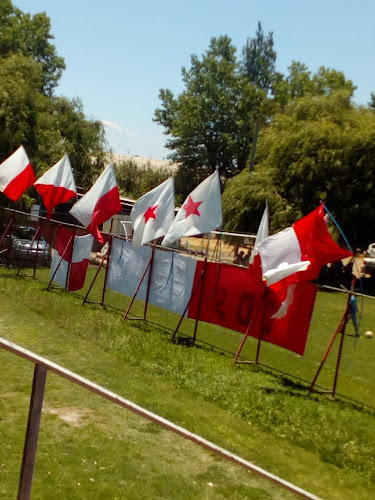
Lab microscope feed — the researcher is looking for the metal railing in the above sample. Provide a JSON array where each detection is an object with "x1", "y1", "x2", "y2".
[{"x1": 0, "y1": 337, "x2": 321, "y2": 500}]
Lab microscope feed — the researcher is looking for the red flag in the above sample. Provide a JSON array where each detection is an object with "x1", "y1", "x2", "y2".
[
  {"x1": 69, "y1": 164, "x2": 122, "y2": 242},
  {"x1": 34, "y1": 155, "x2": 77, "y2": 219},
  {"x1": 0, "y1": 146, "x2": 35, "y2": 201}
]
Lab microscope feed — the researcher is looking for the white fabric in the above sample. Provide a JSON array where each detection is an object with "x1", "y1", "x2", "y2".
[
  {"x1": 0, "y1": 145, "x2": 29, "y2": 190},
  {"x1": 34, "y1": 154, "x2": 76, "y2": 192},
  {"x1": 161, "y1": 170, "x2": 222, "y2": 246},
  {"x1": 50, "y1": 233, "x2": 93, "y2": 287},
  {"x1": 131, "y1": 177, "x2": 174, "y2": 249},
  {"x1": 271, "y1": 284, "x2": 297, "y2": 319},
  {"x1": 256, "y1": 226, "x2": 312, "y2": 285},
  {"x1": 263, "y1": 260, "x2": 310, "y2": 286},
  {"x1": 70, "y1": 164, "x2": 117, "y2": 228},
  {"x1": 250, "y1": 203, "x2": 269, "y2": 263},
  {"x1": 71, "y1": 234, "x2": 94, "y2": 263},
  {"x1": 50, "y1": 253, "x2": 69, "y2": 288},
  {"x1": 107, "y1": 239, "x2": 197, "y2": 315}
]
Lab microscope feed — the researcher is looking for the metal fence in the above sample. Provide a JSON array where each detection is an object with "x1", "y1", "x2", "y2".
[{"x1": 1, "y1": 207, "x2": 375, "y2": 411}]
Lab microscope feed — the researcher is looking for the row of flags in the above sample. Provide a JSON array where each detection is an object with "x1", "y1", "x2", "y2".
[
  {"x1": 0, "y1": 145, "x2": 223, "y2": 246},
  {"x1": 0, "y1": 145, "x2": 352, "y2": 296}
]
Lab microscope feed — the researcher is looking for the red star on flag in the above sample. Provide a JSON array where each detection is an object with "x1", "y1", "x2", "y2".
[
  {"x1": 183, "y1": 196, "x2": 202, "y2": 218},
  {"x1": 144, "y1": 205, "x2": 158, "y2": 223}
]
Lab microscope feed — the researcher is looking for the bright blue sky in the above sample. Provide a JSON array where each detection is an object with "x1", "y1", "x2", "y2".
[{"x1": 15, "y1": 0, "x2": 375, "y2": 160}]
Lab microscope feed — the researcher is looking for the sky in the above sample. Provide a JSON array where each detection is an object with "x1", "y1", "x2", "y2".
[{"x1": 14, "y1": 0, "x2": 375, "y2": 160}]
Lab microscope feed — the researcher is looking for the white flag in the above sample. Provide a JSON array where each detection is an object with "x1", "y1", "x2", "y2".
[
  {"x1": 131, "y1": 177, "x2": 175, "y2": 249},
  {"x1": 161, "y1": 170, "x2": 222, "y2": 246},
  {"x1": 250, "y1": 202, "x2": 269, "y2": 263}
]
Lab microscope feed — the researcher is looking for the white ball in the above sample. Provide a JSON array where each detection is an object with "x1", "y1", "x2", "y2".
[{"x1": 364, "y1": 331, "x2": 374, "y2": 338}]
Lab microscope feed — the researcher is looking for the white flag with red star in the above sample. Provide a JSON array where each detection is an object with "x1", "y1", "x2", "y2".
[
  {"x1": 131, "y1": 177, "x2": 175, "y2": 249},
  {"x1": 161, "y1": 170, "x2": 222, "y2": 246}
]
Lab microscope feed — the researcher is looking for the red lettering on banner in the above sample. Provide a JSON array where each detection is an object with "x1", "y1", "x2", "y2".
[{"x1": 188, "y1": 261, "x2": 317, "y2": 356}]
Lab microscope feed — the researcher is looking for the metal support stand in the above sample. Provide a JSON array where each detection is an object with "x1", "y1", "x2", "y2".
[
  {"x1": 18, "y1": 364, "x2": 47, "y2": 500},
  {"x1": 309, "y1": 281, "x2": 355, "y2": 397}
]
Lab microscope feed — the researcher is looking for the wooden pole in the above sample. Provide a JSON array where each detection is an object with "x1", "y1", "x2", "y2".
[{"x1": 17, "y1": 364, "x2": 47, "y2": 500}]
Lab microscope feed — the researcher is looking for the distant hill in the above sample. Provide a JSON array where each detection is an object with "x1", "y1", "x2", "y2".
[{"x1": 108, "y1": 154, "x2": 179, "y2": 172}]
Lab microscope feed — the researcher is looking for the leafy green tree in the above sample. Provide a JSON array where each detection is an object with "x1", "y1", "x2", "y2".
[
  {"x1": 223, "y1": 90, "x2": 375, "y2": 246},
  {"x1": 154, "y1": 35, "x2": 264, "y2": 196},
  {"x1": 114, "y1": 159, "x2": 171, "y2": 200},
  {"x1": 242, "y1": 21, "x2": 277, "y2": 94},
  {"x1": 0, "y1": 0, "x2": 65, "y2": 95}
]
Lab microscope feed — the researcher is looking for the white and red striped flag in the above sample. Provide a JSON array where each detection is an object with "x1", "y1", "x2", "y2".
[
  {"x1": 69, "y1": 164, "x2": 122, "y2": 242},
  {"x1": 131, "y1": 177, "x2": 174, "y2": 249},
  {"x1": 256, "y1": 204, "x2": 352, "y2": 286},
  {"x1": 161, "y1": 170, "x2": 222, "y2": 246},
  {"x1": 50, "y1": 227, "x2": 94, "y2": 291},
  {"x1": 0, "y1": 145, "x2": 35, "y2": 201},
  {"x1": 34, "y1": 155, "x2": 77, "y2": 219}
]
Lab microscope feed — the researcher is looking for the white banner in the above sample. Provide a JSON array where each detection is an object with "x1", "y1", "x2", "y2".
[{"x1": 107, "y1": 239, "x2": 197, "y2": 316}]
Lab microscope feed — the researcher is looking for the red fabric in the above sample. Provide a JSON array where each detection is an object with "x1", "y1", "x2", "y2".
[
  {"x1": 35, "y1": 184, "x2": 76, "y2": 219},
  {"x1": 55, "y1": 227, "x2": 74, "y2": 261},
  {"x1": 54, "y1": 227, "x2": 90, "y2": 291},
  {"x1": 68, "y1": 260, "x2": 90, "y2": 291},
  {"x1": 294, "y1": 205, "x2": 353, "y2": 281},
  {"x1": 188, "y1": 259, "x2": 317, "y2": 355},
  {"x1": 188, "y1": 261, "x2": 265, "y2": 333},
  {"x1": 87, "y1": 185, "x2": 122, "y2": 243},
  {"x1": 3, "y1": 163, "x2": 35, "y2": 201},
  {"x1": 251, "y1": 281, "x2": 317, "y2": 355}
]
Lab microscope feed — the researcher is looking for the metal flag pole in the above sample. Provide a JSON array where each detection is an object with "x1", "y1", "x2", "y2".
[{"x1": 47, "y1": 234, "x2": 74, "y2": 290}]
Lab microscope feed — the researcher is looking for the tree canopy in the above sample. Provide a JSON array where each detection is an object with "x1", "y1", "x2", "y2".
[
  {"x1": 0, "y1": 0, "x2": 106, "y2": 208},
  {"x1": 154, "y1": 33, "x2": 270, "y2": 197},
  {"x1": 223, "y1": 89, "x2": 375, "y2": 246}
]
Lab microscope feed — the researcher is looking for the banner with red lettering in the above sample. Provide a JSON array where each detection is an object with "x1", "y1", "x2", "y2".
[{"x1": 188, "y1": 261, "x2": 317, "y2": 355}]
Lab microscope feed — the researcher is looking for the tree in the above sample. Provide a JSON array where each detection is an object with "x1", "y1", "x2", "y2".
[
  {"x1": 0, "y1": 0, "x2": 65, "y2": 95},
  {"x1": 242, "y1": 21, "x2": 277, "y2": 94},
  {"x1": 154, "y1": 35, "x2": 264, "y2": 196},
  {"x1": 223, "y1": 90, "x2": 375, "y2": 246}
]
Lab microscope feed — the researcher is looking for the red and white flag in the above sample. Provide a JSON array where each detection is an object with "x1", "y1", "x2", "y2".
[
  {"x1": 69, "y1": 164, "x2": 122, "y2": 243},
  {"x1": 50, "y1": 227, "x2": 94, "y2": 291},
  {"x1": 161, "y1": 170, "x2": 222, "y2": 246},
  {"x1": 0, "y1": 145, "x2": 35, "y2": 201},
  {"x1": 34, "y1": 155, "x2": 77, "y2": 219},
  {"x1": 131, "y1": 177, "x2": 174, "y2": 249},
  {"x1": 256, "y1": 205, "x2": 352, "y2": 286}
]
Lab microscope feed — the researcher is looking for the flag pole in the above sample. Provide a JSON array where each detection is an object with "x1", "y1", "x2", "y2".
[
  {"x1": 308, "y1": 282, "x2": 355, "y2": 396},
  {"x1": 143, "y1": 245, "x2": 156, "y2": 320},
  {"x1": 233, "y1": 286, "x2": 267, "y2": 364},
  {"x1": 100, "y1": 235, "x2": 113, "y2": 307},
  {"x1": 16, "y1": 225, "x2": 41, "y2": 277},
  {"x1": 47, "y1": 235, "x2": 74, "y2": 290},
  {"x1": 171, "y1": 269, "x2": 204, "y2": 343},
  {"x1": 192, "y1": 234, "x2": 211, "y2": 343},
  {"x1": 66, "y1": 229, "x2": 77, "y2": 291},
  {"x1": 123, "y1": 256, "x2": 152, "y2": 320},
  {"x1": 0, "y1": 213, "x2": 15, "y2": 265},
  {"x1": 82, "y1": 242, "x2": 110, "y2": 305}
]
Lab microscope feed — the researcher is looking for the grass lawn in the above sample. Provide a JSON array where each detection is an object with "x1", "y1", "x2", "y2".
[{"x1": 1, "y1": 266, "x2": 375, "y2": 499}]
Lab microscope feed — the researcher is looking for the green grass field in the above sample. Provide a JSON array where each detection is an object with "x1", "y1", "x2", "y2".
[{"x1": 1, "y1": 265, "x2": 375, "y2": 499}]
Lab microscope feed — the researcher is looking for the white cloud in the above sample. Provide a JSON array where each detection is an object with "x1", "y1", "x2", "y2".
[{"x1": 101, "y1": 120, "x2": 135, "y2": 138}]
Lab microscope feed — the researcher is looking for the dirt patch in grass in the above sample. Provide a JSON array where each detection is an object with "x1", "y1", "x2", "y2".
[{"x1": 44, "y1": 406, "x2": 90, "y2": 427}]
